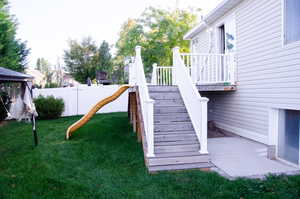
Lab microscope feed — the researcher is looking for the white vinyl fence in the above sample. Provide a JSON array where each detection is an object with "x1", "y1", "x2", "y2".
[{"x1": 33, "y1": 85, "x2": 129, "y2": 117}]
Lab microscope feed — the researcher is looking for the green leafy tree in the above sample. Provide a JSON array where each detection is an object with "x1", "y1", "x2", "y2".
[
  {"x1": 98, "y1": 40, "x2": 113, "y2": 76},
  {"x1": 115, "y1": 19, "x2": 144, "y2": 60},
  {"x1": 63, "y1": 37, "x2": 100, "y2": 83},
  {"x1": 115, "y1": 7, "x2": 199, "y2": 74},
  {"x1": 0, "y1": 0, "x2": 30, "y2": 72}
]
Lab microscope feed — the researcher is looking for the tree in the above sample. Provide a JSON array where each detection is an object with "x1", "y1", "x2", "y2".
[
  {"x1": 36, "y1": 58, "x2": 53, "y2": 84},
  {"x1": 64, "y1": 37, "x2": 113, "y2": 84},
  {"x1": 115, "y1": 19, "x2": 144, "y2": 60},
  {"x1": 64, "y1": 37, "x2": 100, "y2": 83},
  {"x1": 98, "y1": 40, "x2": 113, "y2": 76},
  {"x1": 0, "y1": 0, "x2": 30, "y2": 72},
  {"x1": 115, "y1": 7, "x2": 199, "y2": 74}
]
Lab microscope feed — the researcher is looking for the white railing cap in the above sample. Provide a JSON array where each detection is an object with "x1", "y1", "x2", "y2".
[
  {"x1": 145, "y1": 99, "x2": 155, "y2": 104},
  {"x1": 173, "y1": 46, "x2": 180, "y2": 53},
  {"x1": 198, "y1": 97, "x2": 209, "y2": 102}
]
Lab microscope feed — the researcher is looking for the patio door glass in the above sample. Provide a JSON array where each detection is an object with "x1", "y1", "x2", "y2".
[{"x1": 278, "y1": 110, "x2": 300, "y2": 165}]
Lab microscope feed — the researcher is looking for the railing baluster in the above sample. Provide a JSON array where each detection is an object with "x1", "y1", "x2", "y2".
[
  {"x1": 224, "y1": 55, "x2": 227, "y2": 82},
  {"x1": 173, "y1": 53, "x2": 236, "y2": 85}
]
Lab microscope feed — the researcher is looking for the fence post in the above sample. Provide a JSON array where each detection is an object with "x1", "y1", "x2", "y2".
[
  {"x1": 230, "y1": 53, "x2": 236, "y2": 85},
  {"x1": 146, "y1": 99, "x2": 155, "y2": 157},
  {"x1": 129, "y1": 62, "x2": 136, "y2": 85},
  {"x1": 191, "y1": 55, "x2": 198, "y2": 84},
  {"x1": 151, "y1": 63, "x2": 157, "y2": 85},
  {"x1": 172, "y1": 47, "x2": 180, "y2": 85},
  {"x1": 135, "y1": 46, "x2": 142, "y2": 83},
  {"x1": 199, "y1": 97, "x2": 209, "y2": 154}
]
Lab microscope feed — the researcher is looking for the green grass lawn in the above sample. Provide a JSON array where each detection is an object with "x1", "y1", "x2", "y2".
[{"x1": 0, "y1": 112, "x2": 300, "y2": 199}]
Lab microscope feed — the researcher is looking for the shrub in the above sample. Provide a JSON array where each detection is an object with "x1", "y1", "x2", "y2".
[
  {"x1": 45, "y1": 83, "x2": 59, "y2": 88},
  {"x1": 34, "y1": 95, "x2": 65, "y2": 120},
  {"x1": 0, "y1": 92, "x2": 11, "y2": 121}
]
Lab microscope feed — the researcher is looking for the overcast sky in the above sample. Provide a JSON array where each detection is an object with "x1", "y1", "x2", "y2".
[{"x1": 9, "y1": 0, "x2": 222, "y2": 67}]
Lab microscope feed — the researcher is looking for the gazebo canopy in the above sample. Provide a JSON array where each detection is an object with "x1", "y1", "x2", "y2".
[{"x1": 0, "y1": 67, "x2": 33, "y2": 82}]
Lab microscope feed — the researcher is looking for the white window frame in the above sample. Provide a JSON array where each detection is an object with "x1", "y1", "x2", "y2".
[
  {"x1": 282, "y1": 0, "x2": 300, "y2": 46},
  {"x1": 269, "y1": 106, "x2": 300, "y2": 167}
]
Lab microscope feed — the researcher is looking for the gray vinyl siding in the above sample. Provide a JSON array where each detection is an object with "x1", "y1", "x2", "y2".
[
  {"x1": 196, "y1": 0, "x2": 300, "y2": 144},
  {"x1": 192, "y1": 31, "x2": 209, "y2": 53}
]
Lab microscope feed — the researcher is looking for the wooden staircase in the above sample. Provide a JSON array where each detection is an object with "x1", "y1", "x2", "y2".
[{"x1": 146, "y1": 85, "x2": 211, "y2": 172}]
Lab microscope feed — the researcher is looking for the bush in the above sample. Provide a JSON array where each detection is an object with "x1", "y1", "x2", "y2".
[
  {"x1": 45, "y1": 83, "x2": 59, "y2": 88},
  {"x1": 34, "y1": 95, "x2": 65, "y2": 120},
  {"x1": 0, "y1": 92, "x2": 11, "y2": 121}
]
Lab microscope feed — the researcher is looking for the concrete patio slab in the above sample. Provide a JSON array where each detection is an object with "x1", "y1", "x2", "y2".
[{"x1": 208, "y1": 137, "x2": 300, "y2": 178}]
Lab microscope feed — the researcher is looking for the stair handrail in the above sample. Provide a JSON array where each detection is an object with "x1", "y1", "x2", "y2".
[
  {"x1": 133, "y1": 46, "x2": 155, "y2": 157},
  {"x1": 173, "y1": 47, "x2": 209, "y2": 154}
]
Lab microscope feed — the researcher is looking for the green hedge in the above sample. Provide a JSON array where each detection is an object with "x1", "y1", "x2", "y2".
[{"x1": 34, "y1": 95, "x2": 65, "y2": 120}]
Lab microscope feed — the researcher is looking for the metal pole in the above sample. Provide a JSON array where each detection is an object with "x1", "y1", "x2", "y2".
[
  {"x1": 32, "y1": 114, "x2": 38, "y2": 147},
  {"x1": 27, "y1": 82, "x2": 38, "y2": 147}
]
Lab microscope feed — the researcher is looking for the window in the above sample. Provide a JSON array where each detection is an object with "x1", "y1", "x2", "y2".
[
  {"x1": 218, "y1": 24, "x2": 225, "y2": 53},
  {"x1": 284, "y1": 0, "x2": 300, "y2": 44},
  {"x1": 278, "y1": 109, "x2": 300, "y2": 165}
]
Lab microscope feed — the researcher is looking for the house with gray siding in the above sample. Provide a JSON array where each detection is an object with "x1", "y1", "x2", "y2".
[
  {"x1": 181, "y1": 0, "x2": 300, "y2": 167},
  {"x1": 130, "y1": 0, "x2": 300, "y2": 174}
]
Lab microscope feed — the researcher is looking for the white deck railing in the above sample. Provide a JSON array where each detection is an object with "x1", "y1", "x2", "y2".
[
  {"x1": 151, "y1": 64, "x2": 173, "y2": 86},
  {"x1": 180, "y1": 53, "x2": 236, "y2": 85},
  {"x1": 131, "y1": 46, "x2": 155, "y2": 157},
  {"x1": 173, "y1": 47, "x2": 209, "y2": 154}
]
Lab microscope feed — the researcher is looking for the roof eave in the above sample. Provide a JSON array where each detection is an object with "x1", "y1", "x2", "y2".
[
  {"x1": 184, "y1": 0, "x2": 244, "y2": 40},
  {"x1": 184, "y1": 23, "x2": 206, "y2": 40}
]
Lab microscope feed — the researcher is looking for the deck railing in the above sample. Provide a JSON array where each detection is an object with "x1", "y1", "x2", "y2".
[
  {"x1": 151, "y1": 64, "x2": 173, "y2": 86},
  {"x1": 173, "y1": 47, "x2": 209, "y2": 154},
  {"x1": 180, "y1": 53, "x2": 236, "y2": 85},
  {"x1": 131, "y1": 46, "x2": 155, "y2": 157}
]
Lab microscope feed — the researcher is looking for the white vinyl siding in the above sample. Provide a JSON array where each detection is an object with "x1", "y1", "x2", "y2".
[
  {"x1": 192, "y1": 31, "x2": 210, "y2": 53},
  {"x1": 193, "y1": 0, "x2": 300, "y2": 144}
]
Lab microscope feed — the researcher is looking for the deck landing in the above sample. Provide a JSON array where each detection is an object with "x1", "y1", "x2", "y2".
[{"x1": 197, "y1": 84, "x2": 236, "y2": 92}]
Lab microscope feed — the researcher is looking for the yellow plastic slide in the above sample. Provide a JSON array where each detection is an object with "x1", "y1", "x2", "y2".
[{"x1": 66, "y1": 85, "x2": 131, "y2": 139}]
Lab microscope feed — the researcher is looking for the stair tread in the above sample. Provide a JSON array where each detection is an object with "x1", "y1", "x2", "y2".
[
  {"x1": 155, "y1": 135, "x2": 197, "y2": 139},
  {"x1": 148, "y1": 155, "x2": 209, "y2": 166},
  {"x1": 155, "y1": 144, "x2": 200, "y2": 153},
  {"x1": 155, "y1": 121, "x2": 192, "y2": 125},
  {"x1": 148, "y1": 162, "x2": 213, "y2": 172},
  {"x1": 155, "y1": 140, "x2": 199, "y2": 146},
  {"x1": 154, "y1": 120, "x2": 191, "y2": 124},
  {"x1": 155, "y1": 130, "x2": 196, "y2": 135},
  {"x1": 150, "y1": 151, "x2": 203, "y2": 158}
]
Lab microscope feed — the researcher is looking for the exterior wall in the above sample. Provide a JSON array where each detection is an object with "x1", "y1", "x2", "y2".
[
  {"x1": 33, "y1": 85, "x2": 128, "y2": 117},
  {"x1": 191, "y1": 31, "x2": 210, "y2": 53},
  {"x1": 195, "y1": 0, "x2": 300, "y2": 144}
]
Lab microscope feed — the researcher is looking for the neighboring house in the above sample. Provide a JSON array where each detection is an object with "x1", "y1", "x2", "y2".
[
  {"x1": 26, "y1": 68, "x2": 46, "y2": 87},
  {"x1": 62, "y1": 72, "x2": 80, "y2": 87},
  {"x1": 182, "y1": 0, "x2": 300, "y2": 166},
  {"x1": 129, "y1": 0, "x2": 300, "y2": 173}
]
